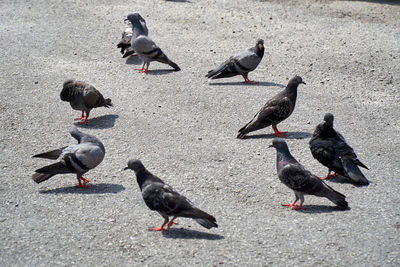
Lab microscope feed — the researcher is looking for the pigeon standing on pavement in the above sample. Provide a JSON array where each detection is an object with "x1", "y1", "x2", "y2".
[
  {"x1": 117, "y1": 13, "x2": 148, "y2": 58},
  {"x1": 206, "y1": 39, "x2": 264, "y2": 84},
  {"x1": 32, "y1": 127, "x2": 105, "y2": 188},
  {"x1": 309, "y1": 113, "x2": 370, "y2": 185},
  {"x1": 124, "y1": 160, "x2": 218, "y2": 231},
  {"x1": 60, "y1": 80, "x2": 112, "y2": 124},
  {"x1": 270, "y1": 138, "x2": 348, "y2": 210},
  {"x1": 125, "y1": 13, "x2": 180, "y2": 73},
  {"x1": 237, "y1": 76, "x2": 305, "y2": 138}
]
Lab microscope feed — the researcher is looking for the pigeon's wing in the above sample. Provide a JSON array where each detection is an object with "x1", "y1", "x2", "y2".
[
  {"x1": 235, "y1": 49, "x2": 262, "y2": 71},
  {"x1": 142, "y1": 182, "x2": 193, "y2": 216},
  {"x1": 82, "y1": 87, "x2": 105, "y2": 109},
  {"x1": 310, "y1": 137, "x2": 344, "y2": 171},
  {"x1": 32, "y1": 147, "x2": 68, "y2": 160},
  {"x1": 279, "y1": 164, "x2": 325, "y2": 195}
]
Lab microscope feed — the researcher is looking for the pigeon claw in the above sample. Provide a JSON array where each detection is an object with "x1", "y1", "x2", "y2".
[
  {"x1": 282, "y1": 201, "x2": 304, "y2": 210},
  {"x1": 166, "y1": 217, "x2": 178, "y2": 230},
  {"x1": 321, "y1": 172, "x2": 339, "y2": 180},
  {"x1": 273, "y1": 126, "x2": 287, "y2": 137},
  {"x1": 74, "y1": 112, "x2": 86, "y2": 121},
  {"x1": 76, "y1": 177, "x2": 90, "y2": 188},
  {"x1": 78, "y1": 118, "x2": 88, "y2": 125},
  {"x1": 242, "y1": 75, "x2": 257, "y2": 84}
]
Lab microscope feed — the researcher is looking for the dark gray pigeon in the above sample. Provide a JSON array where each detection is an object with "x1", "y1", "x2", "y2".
[
  {"x1": 237, "y1": 76, "x2": 305, "y2": 139},
  {"x1": 60, "y1": 80, "x2": 112, "y2": 124},
  {"x1": 117, "y1": 13, "x2": 148, "y2": 58},
  {"x1": 270, "y1": 138, "x2": 348, "y2": 210},
  {"x1": 126, "y1": 13, "x2": 180, "y2": 72},
  {"x1": 206, "y1": 39, "x2": 264, "y2": 84},
  {"x1": 124, "y1": 160, "x2": 218, "y2": 231},
  {"x1": 309, "y1": 113, "x2": 369, "y2": 185},
  {"x1": 32, "y1": 127, "x2": 105, "y2": 188}
]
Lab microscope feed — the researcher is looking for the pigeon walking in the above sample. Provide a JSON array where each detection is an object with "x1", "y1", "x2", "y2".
[
  {"x1": 237, "y1": 76, "x2": 305, "y2": 138},
  {"x1": 125, "y1": 13, "x2": 180, "y2": 73},
  {"x1": 60, "y1": 80, "x2": 112, "y2": 124},
  {"x1": 124, "y1": 160, "x2": 218, "y2": 231},
  {"x1": 206, "y1": 39, "x2": 264, "y2": 84},
  {"x1": 117, "y1": 13, "x2": 148, "y2": 58},
  {"x1": 309, "y1": 113, "x2": 369, "y2": 185},
  {"x1": 32, "y1": 128, "x2": 105, "y2": 188},
  {"x1": 270, "y1": 138, "x2": 348, "y2": 210}
]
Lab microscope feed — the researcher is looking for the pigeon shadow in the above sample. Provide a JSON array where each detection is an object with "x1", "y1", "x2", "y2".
[
  {"x1": 209, "y1": 81, "x2": 285, "y2": 88},
  {"x1": 242, "y1": 131, "x2": 312, "y2": 140},
  {"x1": 39, "y1": 183, "x2": 125, "y2": 195},
  {"x1": 75, "y1": 114, "x2": 119, "y2": 129},
  {"x1": 125, "y1": 56, "x2": 142, "y2": 65},
  {"x1": 324, "y1": 176, "x2": 370, "y2": 187},
  {"x1": 146, "y1": 69, "x2": 179, "y2": 75},
  {"x1": 161, "y1": 228, "x2": 224, "y2": 240},
  {"x1": 295, "y1": 205, "x2": 351, "y2": 214}
]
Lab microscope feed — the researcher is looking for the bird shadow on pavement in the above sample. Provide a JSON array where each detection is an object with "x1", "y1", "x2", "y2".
[
  {"x1": 323, "y1": 176, "x2": 370, "y2": 188},
  {"x1": 75, "y1": 114, "x2": 119, "y2": 129},
  {"x1": 39, "y1": 183, "x2": 125, "y2": 195},
  {"x1": 161, "y1": 228, "x2": 224, "y2": 240},
  {"x1": 242, "y1": 131, "x2": 312, "y2": 140},
  {"x1": 296, "y1": 205, "x2": 351, "y2": 214},
  {"x1": 209, "y1": 81, "x2": 285, "y2": 87},
  {"x1": 146, "y1": 69, "x2": 180, "y2": 75}
]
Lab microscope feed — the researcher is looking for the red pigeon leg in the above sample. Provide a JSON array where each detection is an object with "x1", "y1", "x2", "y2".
[
  {"x1": 321, "y1": 171, "x2": 338, "y2": 180},
  {"x1": 150, "y1": 222, "x2": 167, "y2": 231},
  {"x1": 74, "y1": 112, "x2": 85, "y2": 121},
  {"x1": 272, "y1": 125, "x2": 287, "y2": 137},
  {"x1": 282, "y1": 200, "x2": 304, "y2": 210},
  {"x1": 136, "y1": 63, "x2": 145, "y2": 72},
  {"x1": 76, "y1": 177, "x2": 90, "y2": 188},
  {"x1": 242, "y1": 75, "x2": 257, "y2": 84},
  {"x1": 166, "y1": 217, "x2": 178, "y2": 230}
]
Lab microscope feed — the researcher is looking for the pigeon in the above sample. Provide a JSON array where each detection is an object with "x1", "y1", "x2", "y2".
[
  {"x1": 237, "y1": 76, "x2": 305, "y2": 138},
  {"x1": 205, "y1": 39, "x2": 264, "y2": 84},
  {"x1": 124, "y1": 160, "x2": 218, "y2": 231},
  {"x1": 60, "y1": 80, "x2": 112, "y2": 124},
  {"x1": 309, "y1": 113, "x2": 370, "y2": 185},
  {"x1": 125, "y1": 13, "x2": 180, "y2": 73},
  {"x1": 32, "y1": 127, "x2": 105, "y2": 188},
  {"x1": 270, "y1": 138, "x2": 348, "y2": 210},
  {"x1": 117, "y1": 13, "x2": 148, "y2": 58}
]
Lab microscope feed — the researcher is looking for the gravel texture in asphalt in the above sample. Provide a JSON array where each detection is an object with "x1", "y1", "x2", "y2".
[{"x1": 0, "y1": 0, "x2": 399, "y2": 266}]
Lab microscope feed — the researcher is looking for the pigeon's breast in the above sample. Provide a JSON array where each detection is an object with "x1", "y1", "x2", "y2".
[{"x1": 69, "y1": 94, "x2": 86, "y2": 111}]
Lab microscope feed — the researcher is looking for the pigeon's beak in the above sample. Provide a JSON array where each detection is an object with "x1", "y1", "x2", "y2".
[
  {"x1": 124, "y1": 18, "x2": 129, "y2": 22},
  {"x1": 268, "y1": 144, "x2": 274, "y2": 148},
  {"x1": 301, "y1": 81, "x2": 306, "y2": 85},
  {"x1": 123, "y1": 167, "x2": 129, "y2": 171}
]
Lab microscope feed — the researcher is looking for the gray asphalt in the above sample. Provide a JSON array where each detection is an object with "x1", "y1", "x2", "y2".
[{"x1": 1, "y1": 0, "x2": 399, "y2": 266}]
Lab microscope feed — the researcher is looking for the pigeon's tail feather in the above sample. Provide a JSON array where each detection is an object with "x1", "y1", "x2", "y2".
[
  {"x1": 237, "y1": 122, "x2": 251, "y2": 139},
  {"x1": 35, "y1": 162, "x2": 72, "y2": 175},
  {"x1": 104, "y1": 98, "x2": 113, "y2": 108},
  {"x1": 353, "y1": 158, "x2": 369, "y2": 170},
  {"x1": 206, "y1": 64, "x2": 232, "y2": 79},
  {"x1": 32, "y1": 147, "x2": 67, "y2": 160},
  {"x1": 322, "y1": 185, "x2": 348, "y2": 210},
  {"x1": 183, "y1": 208, "x2": 218, "y2": 229},
  {"x1": 167, "y1": 60, "x2": 181, "y2": 71},
  {"x1": 342, "y1": 159, "x2": 369, "y2": 185},
  {"x1": 32, "y1": 173, "x2": 55, "y2": 183}
]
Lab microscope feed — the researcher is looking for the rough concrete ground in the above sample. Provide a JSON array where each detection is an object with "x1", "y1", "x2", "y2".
[{"x1": 0, "y1": 0, "x2": 399, "y2": 266}]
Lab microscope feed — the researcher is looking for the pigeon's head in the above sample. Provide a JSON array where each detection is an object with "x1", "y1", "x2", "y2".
[
  {"x1": 125, "y1": 13, "x2": 140, "y2": 23},
  {"x1": 323, "y1": 113, "x2": 334, "y2": 125},
  {"x1": 290, "y1": 76, "x2": 306, "y2": 86},
  {"x1": 269, "y1": 138, "x2": 289, "y2": 151},
  {"x1": 124, "y1": 159, "x2": 145, "y2": 172},
  {"x1": 60, "y1": 79, "x2": 75, "y2": 101},
  {"x1": 256, "y1": 39, "x2": 264, "y2": 49}
]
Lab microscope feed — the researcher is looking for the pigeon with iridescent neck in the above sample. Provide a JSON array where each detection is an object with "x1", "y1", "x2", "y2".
[
  {"x1": 124, "y1": 160, "x2": 217, "y2": 231},
  {"x1": 270, "y1": 138, "x2": 348, "y2": 210},
  {"x1": 117, "y1": 13, "x2": 148, "y2": 58}
]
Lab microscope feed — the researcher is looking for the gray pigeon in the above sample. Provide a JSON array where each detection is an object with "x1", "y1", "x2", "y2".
[
  {"x1": 32, "y1": 127, "x2": 105, "y2": 188},
  {"x1": 118, "y1": 13, "x2": 148, "y2": 58},
  {"x1": 206, "y1": 39, "x2": 264, "y2": 84},
  {"x1": 237, "y1": 76, "x2": 305, "y2": 138},
  {"x1": 60, "y1": 80, "x2": 112, "y2": 124},
  {"x1": 270, "y1": 138, "x2": 348, "y2": 210},
  {"x1": 124, "y1": 160, "x2": 218, "y2": 231},
  {"x1": 309, "y1": 113, "x2": 369, "y2": 185},
  {"x1": 126, "y1": 13, "x2": 180, "y2": 72}
]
